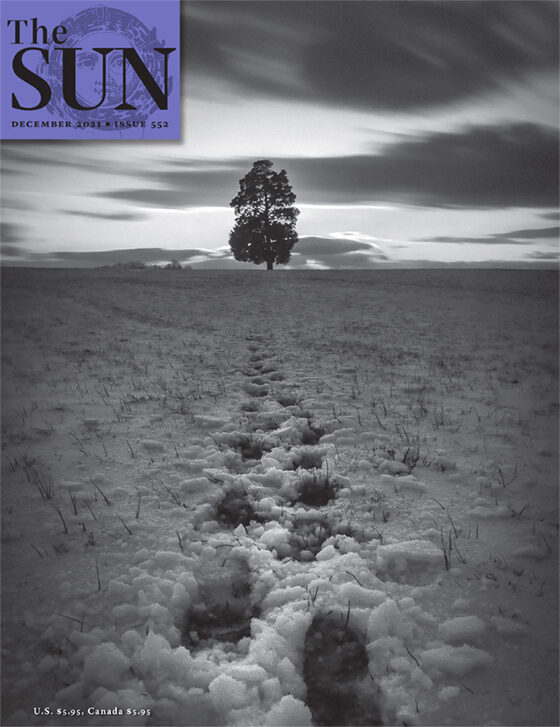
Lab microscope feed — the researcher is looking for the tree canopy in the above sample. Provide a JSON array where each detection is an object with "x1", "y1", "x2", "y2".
[{"x1": 229, "y1": 160, "x2": 299, "y2": 270}]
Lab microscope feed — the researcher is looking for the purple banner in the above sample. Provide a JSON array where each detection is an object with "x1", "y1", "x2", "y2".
[{"x1": 1, "y1": 0, "x2": 180, "y2": 139}]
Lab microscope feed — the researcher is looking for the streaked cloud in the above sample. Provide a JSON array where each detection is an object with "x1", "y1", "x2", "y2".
[
  {"x1": 55, "y1": 248, "x2": 229, "y2": 265},
  {"x1": 0, "y1": 144, "x2": 107, "y2": 173},
  {"x1": 296, "y1": 236, "x2": 375, "y2": 255},
  {"x1": 424, "y1": 237, "x2": 530, "y2": 246},
  {"x1": 0, "y1": 236, "x2": 390, "y2": 269},
  {"x1": 286, "y1": 234, "x2": 390, "y2": 268},
  {"x1": 0, "y1": 222, "x2": 28, "y2": 259},
  {"x1": 525, "y1": 250, "x2": 560, "y2": 260},
  {"x1": 1, "y1": 197, "x2": 34, "y2": 212},
  {"x1": 1, "y1": 244, "x2": 25, "y2": 258},
  {"x1": 423, "y1": 225, "x2": 559, "y2": 245},
  {"x1": 495, "y1": 226, "x2": 559, "y2": 239},
  {"x1": 283, "y1": 123, "x2": 558, "y2": 208},
  {"x1": 98, "y1": 188, "x2": 200, "y2": 208},
  {"x1": 61, "y1": 210, "x2": 147, "y2": 222},
  {"x1": 184, "y1": 1, "x2": 558, "y2": 111},
  {"x1": 1, "y1": 222, "x2": 23, "y2": 244},
  {"x1": 96, "y1": 123, "x2": 558, "y2": 210},
  {"x1": 4, "y1": 243, "x2": 556, "y2": 270}
]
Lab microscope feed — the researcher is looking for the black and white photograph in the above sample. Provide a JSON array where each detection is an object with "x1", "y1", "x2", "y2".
[{"x1": 1, "y1": 1, "x2": 558, "y2": 725}]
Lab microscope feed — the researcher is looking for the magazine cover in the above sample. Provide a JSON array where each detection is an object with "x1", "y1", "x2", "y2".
[{"x1": 1, "y1": 1, "x2": 558, "y2": 725}]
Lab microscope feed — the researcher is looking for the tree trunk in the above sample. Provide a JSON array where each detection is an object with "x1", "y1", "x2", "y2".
[{"x1": 264, "y1": 189, "x2": 273, "y2": 271}]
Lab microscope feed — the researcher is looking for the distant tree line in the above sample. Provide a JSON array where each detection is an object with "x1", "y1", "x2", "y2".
[{"x1": 100, "y1": 260, "x2": 191, "y2": 270}]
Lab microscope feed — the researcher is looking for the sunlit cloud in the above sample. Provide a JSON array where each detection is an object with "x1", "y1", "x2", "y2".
[{"x1": 300, "y1": 258, "x2": 331, "y2": 270}]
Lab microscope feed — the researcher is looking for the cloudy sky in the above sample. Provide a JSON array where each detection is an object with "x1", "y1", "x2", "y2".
[{"x1": 1, "y1": 0, "x2": 559, "y2": 269}]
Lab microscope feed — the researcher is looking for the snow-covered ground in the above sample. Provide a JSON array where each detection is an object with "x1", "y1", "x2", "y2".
[{"x1": 1, "y1": 268, "x2": 558, "y2": 727}]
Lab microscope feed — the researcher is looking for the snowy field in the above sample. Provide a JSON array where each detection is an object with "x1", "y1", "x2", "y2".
[{"x1": 1, "y1": 268, "x2": 558, "y2": 727}]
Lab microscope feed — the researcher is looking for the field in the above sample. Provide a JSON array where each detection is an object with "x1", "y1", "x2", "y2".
[{"x1": 1, "y1": 268, "x2": 558, "y2": 727}]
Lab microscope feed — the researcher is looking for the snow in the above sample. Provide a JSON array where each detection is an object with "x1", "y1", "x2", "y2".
[
  {"x1": 338, "y1": 582, "x2": 386, "y2": 609},
  {"x1": 378, "y1": 460, "x2": 411, "y2": 475},
  {"x1": 264, "y1": 695, "x2": 312, "y2": 726},
  {"x1": 367, "y1": 599, "x2": 403, "y2": 639},
  {"x1": 438, "y1": 685, "x2": 461, "y2": 701},
  {"x1": 437, "y1": 615, "x2": 486, "y2": 644},
  {"x1": 209, "y1": 674, "x2": 250, "y2": 711},
  {"x1": 511, "y1": 543, "x2": 548, "y2": 559},
  {"x1": 420, "y1": 645, "x2": 494, "y2": 677},
  {"x1": 381, "y1": 474, "x2": 427, "y2": 493},
  {"x1": 377, "y1": 539, "x2": 443, "y2": 581},
  {"x1": 490, "y1": 616, "x2": 528, "y2": 636},
  {"x1": 1, "y1": 269, "x2": 558, "y2": 727},
  {"x1": 83, "y1": 644, "x2": 131, "y2": 689}
]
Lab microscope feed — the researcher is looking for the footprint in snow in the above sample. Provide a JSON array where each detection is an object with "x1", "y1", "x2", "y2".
[
  {"x1": 215, "y1": 487, "x2": 266, "y2": 528},
  {"x1": 303, "y1": 613, "x2": 383, "y2": 726},
  {"x1": 244, "y1": 381, "x2": 269, "y2": 397},
  {"x1": 183, "y1": 556, "x2": 258, "y2": 650}
]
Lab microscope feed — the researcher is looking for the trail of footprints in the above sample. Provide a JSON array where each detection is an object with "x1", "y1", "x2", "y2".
[{"x1": 183, "y1": 335, "x2": 382, "y2": 726}]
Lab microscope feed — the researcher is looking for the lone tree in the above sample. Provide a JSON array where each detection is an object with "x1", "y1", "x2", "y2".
[{"x1": 229, "y1": 159, "x2": 299, "y2": 270}]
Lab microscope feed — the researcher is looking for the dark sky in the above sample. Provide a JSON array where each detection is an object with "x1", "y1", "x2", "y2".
[{"x1": 184, "y1": 1, "x2": 558, "y2": 111}]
